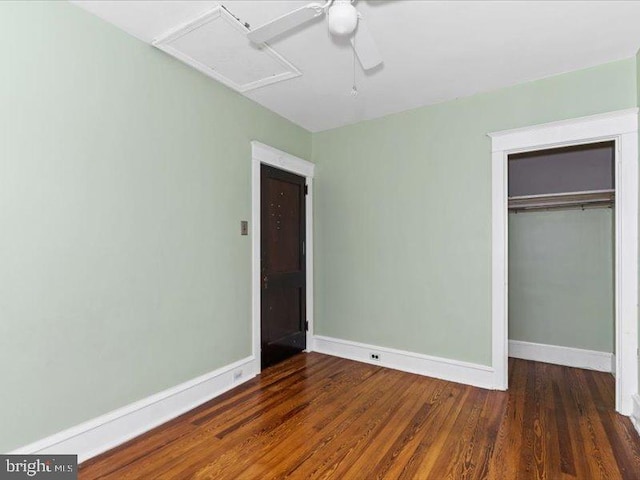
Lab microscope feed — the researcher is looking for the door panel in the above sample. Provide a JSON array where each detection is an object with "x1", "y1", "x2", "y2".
[
  {"x1": 263, "y1": 178, "x2": 302, "y2": 273},
  {"x1": 261, "y1": 165, "x2": 306, "y2": 369}
]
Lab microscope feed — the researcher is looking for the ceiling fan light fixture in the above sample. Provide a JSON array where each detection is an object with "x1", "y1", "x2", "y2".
[
  {"x1": 328, "y1": 1, "x2": 358, "y2": 36},
  {"x1": 247, "y1": 0, "x2": 382, "y2": 71}
]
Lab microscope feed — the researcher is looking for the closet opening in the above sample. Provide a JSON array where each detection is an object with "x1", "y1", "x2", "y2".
[
  {"x1": 490, "y1": 109, "x2": 638, "y2": 415},
  {"x1": 507, "y1": 141, "x2": 616, "y2": 375}
]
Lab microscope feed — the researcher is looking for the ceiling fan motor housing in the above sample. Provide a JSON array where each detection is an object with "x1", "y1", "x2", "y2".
[{"x1": 328, "y1": 0, "x2": 358, "y2": 36}]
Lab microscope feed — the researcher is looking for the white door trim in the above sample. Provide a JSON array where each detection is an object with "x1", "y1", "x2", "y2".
[
  {"x1": 251, "y1": 141, "x2": 315, "y2": 371},
  {"x1": 488, "y1": 108, "x2": 639, "y2": 415}
]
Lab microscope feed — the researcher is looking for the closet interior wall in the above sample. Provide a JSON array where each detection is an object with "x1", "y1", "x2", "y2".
[{"x1": 507, "y1": 142, "x2": 616, "y2": 372}]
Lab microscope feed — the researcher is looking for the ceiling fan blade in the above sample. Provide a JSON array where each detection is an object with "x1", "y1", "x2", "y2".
[
  {"x1": 247, "y1": 3, "x2": 325, "y2": 44},
  {"x1": 351, "y1": 15, "x2": 383, "y2": 70}
]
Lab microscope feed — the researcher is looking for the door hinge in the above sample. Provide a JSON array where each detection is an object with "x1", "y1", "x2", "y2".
[
  {"x1": 304, "y1": 184, "x2": 308, "y2": 195},
  {"x1": 305, "y1": 320, "x2": 309, "y2": 331}
]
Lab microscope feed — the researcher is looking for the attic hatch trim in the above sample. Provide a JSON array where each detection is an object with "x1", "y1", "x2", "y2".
[{"x1": 152, "y1": 6, "x2": 301, "y2": 93}]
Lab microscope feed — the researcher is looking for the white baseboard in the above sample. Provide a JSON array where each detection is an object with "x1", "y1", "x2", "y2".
[
  {"x1": 312, "y1": 335, "x2": 498, "y2": 390},
  {"x1": 10, "y1": 356, "x2": 257, "y2": 463},
  {"x1": 509, "y1": 340, "x2": 614, "y2": 373},
  {"x1": 631, "y1": 395, "x2": 640, "y2": 438}
]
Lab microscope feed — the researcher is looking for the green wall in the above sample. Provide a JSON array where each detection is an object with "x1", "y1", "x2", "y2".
[
  {"x1": 312, "y1": 58, "x2": 636, "y2": 366},
  {"x1": 0, "y1": 2, "x2": 310, "y2": 452},
  {"x1": 508, "y1": 210, "x2": 614, "y2": 352}
]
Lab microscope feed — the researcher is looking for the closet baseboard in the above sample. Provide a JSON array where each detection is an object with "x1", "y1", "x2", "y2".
[{"x1": 509, "y1": 340, "x2": 614, "y2": 373}]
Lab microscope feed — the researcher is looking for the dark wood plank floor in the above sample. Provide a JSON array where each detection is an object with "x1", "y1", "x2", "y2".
[{"x1": 79, "y1": 353, "x2": 640, "y2": 479}]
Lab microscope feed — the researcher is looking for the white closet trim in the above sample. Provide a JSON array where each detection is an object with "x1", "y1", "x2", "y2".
[{"x1": 488, "y1": 108, "x2": 638, "y2": 415}]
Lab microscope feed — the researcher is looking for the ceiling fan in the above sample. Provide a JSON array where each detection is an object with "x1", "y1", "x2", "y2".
[{"x1": 247, "y1": 0, "x2": 383, "y2": 71}]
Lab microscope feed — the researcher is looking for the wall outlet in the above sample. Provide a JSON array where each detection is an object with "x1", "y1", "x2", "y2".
[
  {"x1": 370, "y1": 353, "x2": 380, "y2": 361},
  {"x1": 233, "y1": 370, "x2": 243, "y2": 381}
]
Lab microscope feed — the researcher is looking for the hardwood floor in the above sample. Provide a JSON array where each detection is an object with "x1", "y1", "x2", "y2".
[{"x1": 79, "y1": 353, "x2": 640, "y2": 479}]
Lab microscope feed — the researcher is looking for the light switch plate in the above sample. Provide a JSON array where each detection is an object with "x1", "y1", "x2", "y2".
[{"x1": 241, "y1": 221, "x2": 248, "y2": 236}]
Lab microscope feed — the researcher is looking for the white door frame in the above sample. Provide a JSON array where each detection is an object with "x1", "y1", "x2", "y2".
[
  {"x1": 488, "y1": 108, "x2": 639, "y2": 415},
  {"x1": 251, "y1": 141, "x2": 315, "y2": 372}
]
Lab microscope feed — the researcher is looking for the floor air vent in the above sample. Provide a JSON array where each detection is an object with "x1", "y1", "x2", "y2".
[{"x1": 153, "y1": 7, "x2": 301, "y2": 93}]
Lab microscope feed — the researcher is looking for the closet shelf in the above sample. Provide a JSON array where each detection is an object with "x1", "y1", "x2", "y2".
[{"x1": 508, "y1": 189, "x2": 614, "y2": 211}]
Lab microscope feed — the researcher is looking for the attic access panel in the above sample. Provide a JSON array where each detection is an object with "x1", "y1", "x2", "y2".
[
  {"x1": 153, "y1": 7, "x2": 301, "y2": 93},
  {"x1": 508, "y1": 141, "x2": 615, "y2": 197}
]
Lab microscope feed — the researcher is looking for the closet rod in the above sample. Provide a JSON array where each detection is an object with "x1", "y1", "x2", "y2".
[
  {"x1": 509, "y1": 202, "x2": 612, "y2": 213},
  {"x1": 508, "y1": 189, "x2": 614, "y2": 211}
]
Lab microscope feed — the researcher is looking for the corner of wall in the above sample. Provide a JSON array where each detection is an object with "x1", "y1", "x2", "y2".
[{"x1": 637, "y1": 48, "x2": 640, "y2": 395}]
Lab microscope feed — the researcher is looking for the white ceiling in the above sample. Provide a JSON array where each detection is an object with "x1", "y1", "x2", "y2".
[{"x1": 73, "y1": 1, "x2": 640, "y2": 132}]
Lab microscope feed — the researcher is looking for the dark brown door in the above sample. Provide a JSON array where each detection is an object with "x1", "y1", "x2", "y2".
[{"x1": 261, "y1": 164, "x2": 307, "y2": 369}]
